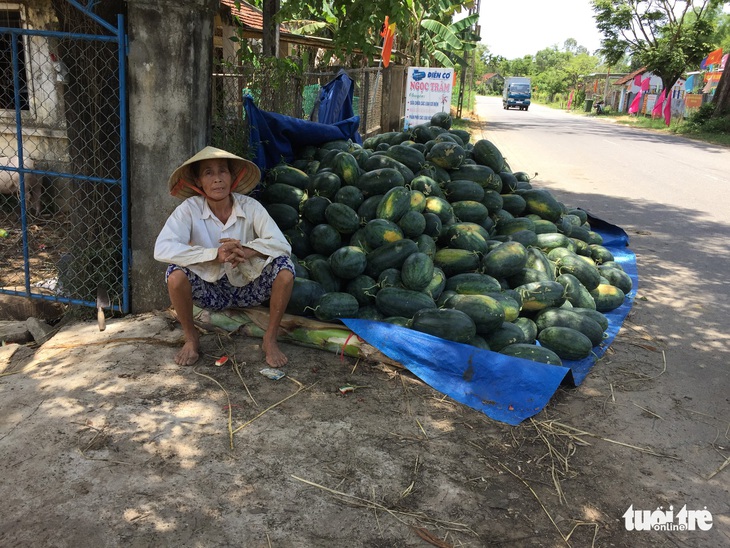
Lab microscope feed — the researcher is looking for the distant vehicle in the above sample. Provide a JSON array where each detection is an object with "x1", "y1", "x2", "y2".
[{"x1": 502, "y1": 77, "x2": 532, "y2": 111}]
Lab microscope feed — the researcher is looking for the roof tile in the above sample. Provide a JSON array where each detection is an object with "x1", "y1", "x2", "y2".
[{"x1": 612, "y1": 66, "x2": 647, "y2": 85}]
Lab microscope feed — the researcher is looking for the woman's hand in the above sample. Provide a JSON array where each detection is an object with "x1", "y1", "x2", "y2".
[
  {"x1": 218, "y1": 238, "x2": 264, "y2": 267},
  {"x1": 217, "y1": 238, "x2": 246, "y2": 266}
]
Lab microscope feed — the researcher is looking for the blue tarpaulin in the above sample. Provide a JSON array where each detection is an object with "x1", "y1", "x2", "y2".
[
  {"x1": 343, "y1": 214, "x2": 638, "y2": 425},
  {"x1": 310, "y1": 69, "x2": 358, "y2": 125},
  {"x1": 244, "y1": 90, "x2": 362, "y2": 176}
]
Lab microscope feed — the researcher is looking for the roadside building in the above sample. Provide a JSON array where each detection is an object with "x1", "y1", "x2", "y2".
[{"x1": 580, "y1": 72, "x2": 628, "y2": 112}]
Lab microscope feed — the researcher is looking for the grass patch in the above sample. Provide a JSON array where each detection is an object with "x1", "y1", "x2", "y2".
[
  {"x1": 551, "y1": 100, "x2": 730, "y2": 148},
  {"x1": 536, "y1": 100, "x2": 574, "y2": 111},
  {"x1": 451, "y1": 116, "x2": 471, "y2": 130},
  {"x1": 611, "y1": 112, "x2": 730, "y2": 147},
  {"x1": 614, "y1": 115, "x2": 676, "y2": 131}
]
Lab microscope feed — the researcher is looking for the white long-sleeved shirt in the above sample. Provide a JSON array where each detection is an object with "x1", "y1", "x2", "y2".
[{"x1": 154, "y1": 193, "x2": 291, "y2": 286}]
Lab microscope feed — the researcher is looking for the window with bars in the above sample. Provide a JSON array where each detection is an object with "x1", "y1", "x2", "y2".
[{"x1": 0, "y1": 6, "x2": 29, "y2": 110}]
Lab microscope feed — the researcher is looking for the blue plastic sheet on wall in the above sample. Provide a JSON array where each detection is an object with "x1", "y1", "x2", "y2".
[
  {"x1": 342, "y1": 214, "x2": 638, "y2": 425},
  {"x1": 244, "y1": 95, "x2": 362, "y2": 176},
  {"x1": 311, "y1": 69, "x2": 359, "y2": 126}
]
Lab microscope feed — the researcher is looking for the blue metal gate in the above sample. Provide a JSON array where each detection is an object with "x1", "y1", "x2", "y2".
[{"x1": 0, "y1": 1, "x2": 129, "y2": 314}]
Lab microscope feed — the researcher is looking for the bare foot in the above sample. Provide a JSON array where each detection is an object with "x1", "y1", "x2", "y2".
[
  {"x1": 175, "y1": 339, "x2": 200, "y2": 366},
  {"x1": 262, "y1": 335, "x2": 288, "y2": 368}
]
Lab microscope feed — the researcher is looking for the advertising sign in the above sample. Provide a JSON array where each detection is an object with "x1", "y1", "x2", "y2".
[
  {"x1": 684, "y1": 94, "x2": 703, "y2": 109},
  {"x1": 403, "y1": 67, "x2": 455, "y2": 130},
  {"x1": 645, "y1": 94, "x2": 658, "y2": 113}
]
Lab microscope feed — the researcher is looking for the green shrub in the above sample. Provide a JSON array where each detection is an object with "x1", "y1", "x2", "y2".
[{"x1": 683, "y1": 103, "x2": 730, "y2": 134}]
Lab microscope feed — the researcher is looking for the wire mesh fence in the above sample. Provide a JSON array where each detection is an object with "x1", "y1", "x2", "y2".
[
  {"x1": 0, "y1": 3, "x2": 127, "y2": 313},
  {"x1": 211, "y1": 57, "x2": 404, "y2": 161}
]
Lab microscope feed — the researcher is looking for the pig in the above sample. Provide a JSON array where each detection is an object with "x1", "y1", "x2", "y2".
[{"x1": 0, "y1": 156, "x2": 42, "y2": 215}]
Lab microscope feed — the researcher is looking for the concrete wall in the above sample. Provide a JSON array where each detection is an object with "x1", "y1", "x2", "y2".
[
  {"x1": 0, "y1": 0, "x2": 69, "y2": 164},
  {"x1": 127, "y1": 0, "x2": 218, "y2": 312}
]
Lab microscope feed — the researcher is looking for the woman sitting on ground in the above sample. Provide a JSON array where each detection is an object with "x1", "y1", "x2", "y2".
[{"x1": 154, "y1": 146, "x2": 295, "y2": 367}]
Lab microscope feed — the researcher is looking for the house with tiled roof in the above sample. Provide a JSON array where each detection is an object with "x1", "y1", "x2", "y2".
[
  {"x1": 612, "y1": 66, "x2": 647, "y2": 86},
  {"x1": 578, "y1": 71, "x2": 628, "y2": 111},
  {"x1": 479, "y1": 72, "x2": 501, "y2": 84},
  {"x1": 216, "y1": 1, "x2": 407, "y2": 66},
  {"x1": 217, "y1": 0, "x2": 335, "y2": 60},
  {"x1": 476, "y1": 72, "x2": 503, "y2": 94},
  {"x1": 220, "y1": 0, "x2": 274, "y2": 34},
  {"x1": 610, "y1": 67, "x2": 675, "y2": 114}
]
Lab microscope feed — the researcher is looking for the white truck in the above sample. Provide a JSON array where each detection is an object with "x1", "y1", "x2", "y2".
[{"x1": 502, "y1": 77, "x2": 532, "y2": 111}]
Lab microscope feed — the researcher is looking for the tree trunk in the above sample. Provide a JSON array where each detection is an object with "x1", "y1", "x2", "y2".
[
  {"x1": 711, "y1": 60, "x2": 730, "y2": 117},
  {"x1": 661, "y1": 78, "x2": 668, "y2": 96},
  {"x1": 661, "y1": 75, "x2": 679, "y2": 98},
  {"x1": 262, "y1": 0, "x2": 280, "y2": 58}
]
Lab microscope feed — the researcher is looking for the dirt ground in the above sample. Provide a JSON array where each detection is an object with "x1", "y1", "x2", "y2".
[
  {"x1": 0, "y1": 295, "x2": 727, "y2": 547},
  {"x1": 1, "y1": 119, "x2": 728, "y2": 547}
]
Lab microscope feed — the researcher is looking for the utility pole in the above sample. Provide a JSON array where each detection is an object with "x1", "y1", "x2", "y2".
[
  {"x1": 456, "y1": 0, "x2": 480, "y2": 118},
  {"x1": 262, "y1": 0, "x2": 280, "y2": 58}
]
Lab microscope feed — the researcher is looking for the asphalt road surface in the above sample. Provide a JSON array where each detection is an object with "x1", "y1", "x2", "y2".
[
  {"x1": 474, "y1": 95, "x2": 730, "y2": 543},
  {"x1": 473, "y1": 96, "x2": 729, "y2": 229},
  {"x1": 473, "y1": 94, "x2": 730, "y2": 408}
]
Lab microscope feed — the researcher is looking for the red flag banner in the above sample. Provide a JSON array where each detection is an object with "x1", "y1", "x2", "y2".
[
  {"x1": 664, "y1": 82, "x2": 677, "y2": 126},
  {"x1": 705, "y1": 47, "x2": 723, "y2": 67},
  {"x1": 628, "y1": 77, "x2": 651, "y2": 114},
  {"x1": 651, "y1": 89, "x2": 666, "y2": 118},
  {"x1": 628, "y1": 91, "x2": 642, "y2": 114},
  {"x1": 380, "y1": 17, "x2": 396, "y2": 67},
  {"x1": 663, "y1": 93, "x2": 672, "y2": 126}
]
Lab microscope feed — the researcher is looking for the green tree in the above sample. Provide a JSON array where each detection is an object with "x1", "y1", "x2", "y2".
[
  {"x1": 714, "y1": 11, "x2": 730, "y2": 50},
  {"x1": 508, "y1": 55, "x2": 535, "y2": 77},
  {"x1": 564, "y1": 52, "x2": 602, "y2": 89},
  {"x1": 484, "y1": 52, "x2": 507, "y2": 73},
  {"x1": 473, "y1": 44, "x2": 490, "y2": 74},
  {"x1": 564, "y1": 38, "x2": 579, "y2": 53},
  {"x1": 710, "y1": 11, "x2": 730, "y2": 117},
  {"x1": 277, "y1": 0, "x2": 479, "y2": 67},
  {"x1": 592, "y1": 0, "x2": 722, "y2": 92},
  {"x1": 277, "y1": 0, "x2": 406, "y2": 64},
  {"x1": 473, "y1": 44, "x2": 505, "y2": 94},
  {"x1": 417, "y1": 12, "x2": 480, "y2": 67},
  {"x1": 534, "y1": 45, "x2": 569, "y2": 74},
  {"x1": 534, "y1": 67, "x2": 569, "y2": 100},
  {"x1": 525, "y1": 42, "x2": 602, "y2": 101}
]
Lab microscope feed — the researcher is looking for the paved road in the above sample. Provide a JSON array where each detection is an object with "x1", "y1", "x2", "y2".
[
  {"x1": 473, "y1": 96, "x2": 730, "y2": 228},
  {"x1": 474, "y1": 95, "x2": 730, "y2": 543}
]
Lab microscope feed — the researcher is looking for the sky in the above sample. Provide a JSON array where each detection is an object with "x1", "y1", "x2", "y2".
[{"x1": 478, "y1": 0, "x2": 604, "y2": 59}]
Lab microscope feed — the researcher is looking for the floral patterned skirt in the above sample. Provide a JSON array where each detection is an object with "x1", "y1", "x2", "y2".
[{"x1": 165, "y1": 255, "x2": 295, "y2": 311}]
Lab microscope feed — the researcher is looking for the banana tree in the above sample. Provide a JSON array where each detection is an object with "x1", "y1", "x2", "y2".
[
  {"x1": 419, "y1": 13, "x2": 481, "y2": 67},
  {"x1": 278, "y1": 0, "x2": 411, "y2": 65},
  {"x1": 401, "y1": 0, "x2": 480, "y2": 67},
  {"x1": 275, "y1": 0, "x2": 480, "y2": 67}
]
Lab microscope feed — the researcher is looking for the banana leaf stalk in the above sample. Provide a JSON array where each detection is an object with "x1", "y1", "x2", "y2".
[{"x1": 192, "y1": 306, "x2": 400, "y2": 366}]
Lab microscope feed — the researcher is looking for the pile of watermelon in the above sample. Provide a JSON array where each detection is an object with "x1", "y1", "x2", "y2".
[{"x1": 259, "y1": 112, "x2": 632, "y2": 366}]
